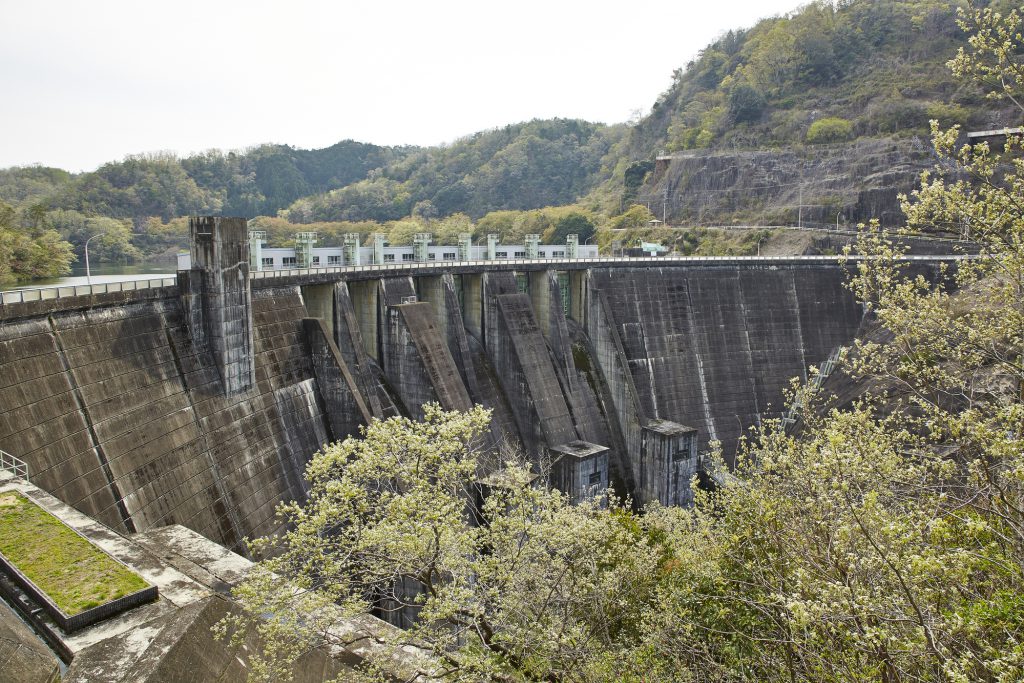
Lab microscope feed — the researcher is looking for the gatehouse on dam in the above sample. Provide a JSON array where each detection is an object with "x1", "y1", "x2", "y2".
[{"x1": 0, "y1": 217, "x2": 957, "y2": 557}]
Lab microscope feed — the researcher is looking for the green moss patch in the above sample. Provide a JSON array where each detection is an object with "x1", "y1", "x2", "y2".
[{"x1": 0, "y1": 491, "x2": 149, "y2": 615}]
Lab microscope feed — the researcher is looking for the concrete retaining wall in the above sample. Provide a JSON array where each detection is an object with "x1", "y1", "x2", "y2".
[{"x1": 0, "y1": 286, "x2": 336, "y2": 552}]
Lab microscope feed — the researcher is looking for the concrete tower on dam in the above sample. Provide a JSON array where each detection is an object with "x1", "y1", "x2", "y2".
[{"x1": 0, "y1": 216, "x2": 956, "y2": 557}]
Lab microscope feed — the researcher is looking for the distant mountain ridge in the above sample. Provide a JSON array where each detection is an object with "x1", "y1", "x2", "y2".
[
  {"x1": 0, "y1": 140, "x2": 411, "y2": 223},
  {"x1": 0, "y1": 119, "x2": 624, "y2": 227}
]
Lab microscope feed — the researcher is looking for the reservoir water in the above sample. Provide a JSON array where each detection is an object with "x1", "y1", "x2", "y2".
[{"x1": 5, "y1": 263, "x2": 175, "y2": 291}]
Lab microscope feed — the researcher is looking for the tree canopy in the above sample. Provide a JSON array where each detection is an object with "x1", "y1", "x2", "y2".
[{"x1": 0, "y1": 200, "x2": 75, "y2": 285}]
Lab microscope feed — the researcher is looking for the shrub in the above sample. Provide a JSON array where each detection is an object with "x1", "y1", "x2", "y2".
[
  {"x1": 695, "y1": 129, "x2": 715, "y2": 148},
  {"x1": 806, "y1": 117, "x2": 854, "y2": 144},
  {"x1": 925, "y1": 101, "x2": 970, "y2": 127}
]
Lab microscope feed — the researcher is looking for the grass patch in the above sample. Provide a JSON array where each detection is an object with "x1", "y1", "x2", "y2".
[{"x1": 0, "y1": 491, "x2": 149, "y2": 615}]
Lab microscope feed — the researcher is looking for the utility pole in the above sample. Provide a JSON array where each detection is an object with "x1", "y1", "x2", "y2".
[
  {"x1": 84, "y1": 233, "x2": 105, "y2": 285},
  {"x1": 662, "y1": 186, "x2": 668, "y2": 224},
  {"x1": 798, "y1": 185, "x2": 803, "y2": 228}
]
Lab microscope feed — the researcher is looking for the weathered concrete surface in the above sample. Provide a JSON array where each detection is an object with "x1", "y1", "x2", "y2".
[
  {"x1": 331, "y1": 281, "x2": 385, "y2": 420},
  {"x1": 303, "y1": 317, "x2": 372, "y2": 443},
  {"x1": 0, "y1": 599, "x2": 60, "y2": 683},
  {"x1": 398, "y1": 303, "x2": 473, "y2": 413},
  {"x1": 1, "y1": 253, "x2": 957, "y2": 522},
  {"x1": 186, "y1": 217, "x2": 256, "y2": 395},
  {"x1": 0, "y1": 476, "x2": 428, "y2": 682},
  {"x1": 439, "y1": 273, "x2": 483, "y2": 400},
  {"x1": 0, "y1": 477, "x2": 212, "y2": 660},
  {"x1": 548, "y1": 441, "x2": 609, "y2": 505},
  {"x1": 0, "y1": 317, "x2": 126, "y2": 531},
  {"x1": 376, "y1": 277, "x2": 473, "y2": 419},
  {"x1": 587, "y1": 265, "x2": 866, "y2": 464},
  {"x1": 493, "y1": 297, "x2": 577, "y2": 455},
  {"x1": 0, "y1": 285, "x2": 335, "y2": 551}
]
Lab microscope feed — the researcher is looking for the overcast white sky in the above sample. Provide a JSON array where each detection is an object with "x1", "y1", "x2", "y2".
[{"x1": 1, "y1": 0, "x2": 802, "y2": 172}]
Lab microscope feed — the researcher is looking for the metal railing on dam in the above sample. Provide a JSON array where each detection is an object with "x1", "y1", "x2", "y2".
[
  {"x1": 0, "y1": 254, "x2": 968, "y2": 306},
  {"x1": 246, "y1": 253, "x2": 969, "y2": 284},
  {"x1": 0, "y1": 450, "x2": 29, "y2": 481},
  {"x1": 0, "y1": 277, "x2": 177, "y2": 306}
]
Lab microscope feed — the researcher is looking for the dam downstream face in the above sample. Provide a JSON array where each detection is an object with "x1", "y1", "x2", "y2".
[{"x1": 0, "y1": 218, "x2": 950, "y2": 550}]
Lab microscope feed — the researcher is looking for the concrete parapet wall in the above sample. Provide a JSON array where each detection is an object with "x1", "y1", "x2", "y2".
[{"x1": 0, "y1": 285, "x2": 178, "y2": 323}]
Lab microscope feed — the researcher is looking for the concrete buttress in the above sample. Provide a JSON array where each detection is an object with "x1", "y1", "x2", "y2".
[{"x1": 184, "y1": 217, "x2": 255, "y2": 396}]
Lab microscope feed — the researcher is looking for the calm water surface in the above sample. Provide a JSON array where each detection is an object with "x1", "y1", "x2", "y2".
[{"x1": 8, "y1": 264, "x2": 175, "y2": 291}]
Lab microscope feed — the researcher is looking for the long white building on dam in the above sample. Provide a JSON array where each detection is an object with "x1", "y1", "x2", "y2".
[{"x1": 176, "y1": 231, "x2": 598, "y2": 271}]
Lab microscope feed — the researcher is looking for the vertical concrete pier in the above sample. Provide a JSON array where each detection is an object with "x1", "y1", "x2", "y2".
[
  {"x1": 301, "y1": 283, "x2": 335, "y2": 333},
  {"x1": 303, "y1": 317, "x2": 372, "y2": 441},
  {"x1": 528, "y1": 271, "x2": 552, "y2": 339},
  {"x1": 461, "y1": 274, "x2": 483, "y2": 341},
  {"x1": 183, "y1": 217, "x2": 255, "y2": 395},
  {"x1": 348, "y1": 280, "x2": 380, "y2": 361}
]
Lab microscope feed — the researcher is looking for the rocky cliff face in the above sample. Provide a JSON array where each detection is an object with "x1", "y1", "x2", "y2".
[{"x1": 639, "y1": 137, "x2": 940, "y2": 228}]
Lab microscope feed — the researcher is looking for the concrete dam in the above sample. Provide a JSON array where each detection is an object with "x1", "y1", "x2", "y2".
[{"x1": 0, "y1": 217, "x2": 952, "y2": 555}]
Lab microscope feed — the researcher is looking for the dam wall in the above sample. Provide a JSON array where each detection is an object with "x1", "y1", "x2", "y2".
[
  {"x1": 1, "y1": 222, "x2": 957, "y2": 532},
  {"x1": 586, "y1": 265, "x2": 865, "y2": 464},
  {"x1": 0, "y1": 284, "x2": 345, "y2": 553}
]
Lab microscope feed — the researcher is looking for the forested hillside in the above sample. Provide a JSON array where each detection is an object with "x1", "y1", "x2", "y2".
[
  {"x1": 0, "y1": 0, "x2": 1012, "y2": 278},
  {"x1": 624, "y1": 0, "x2": 1008, "y2": 157},
  {"x1": 594, "y1": 0, "x2": 1019, "y2": 221},
  {"x1": 284, "y1": 119, "x2": 625, "y2": 223},
  {"x1": 0, "y1": 140, "x2": 409, "y2": 225}
]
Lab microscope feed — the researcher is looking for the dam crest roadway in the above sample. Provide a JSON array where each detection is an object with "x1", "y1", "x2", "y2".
[{"x1": 1, "y1": 252, "x2": 965, "y2": 306}]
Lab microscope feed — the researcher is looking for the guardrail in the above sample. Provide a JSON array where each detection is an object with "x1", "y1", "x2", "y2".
[
  {"x1": 0, "y1": 277, "x2": 177, "y2": 306},
  {"x1": 625, "y1": 224, "x2": 978, "y2": 245},
  {"x1": 0, "y1": 255, "x2": 971, "y2": 304},
  {"x1": 0, "y1": 450, "x2": 28, "y2": 481},
  {"x1": 248, "y1": 253, "x2": 970, "y2": 281}
]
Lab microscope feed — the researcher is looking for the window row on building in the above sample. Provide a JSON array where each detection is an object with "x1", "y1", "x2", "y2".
[{"x1": 178, "y1": 241, "x2": 595, "y2": 271}]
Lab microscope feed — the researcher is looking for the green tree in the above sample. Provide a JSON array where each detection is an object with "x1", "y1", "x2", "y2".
[
  {"x1": 727, "y1": 81, "x2": 766, "y2": 124},
  {"x1": 608, "y1": 204, "x2": 655, "y2": 231},
  {"x1": 0, "y1": 201, "x2": 75, "y2": 285},
  {"x1": 547, "y1": 211, "x2": 596, "y2": 244},
  {"x1": 629, "y1": 6, "x2": 1024, "y2": 680},
  {"x1": 219, "y1": 405, "x2": 669, "y2": 682},
  {"x1": 50, "y1": 211, "x2": 142, "y2": 263}
]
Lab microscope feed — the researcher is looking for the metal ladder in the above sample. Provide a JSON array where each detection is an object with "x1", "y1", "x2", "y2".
[{"x1": 782, "y1": 346, "x2": 847, "y2": 429}]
